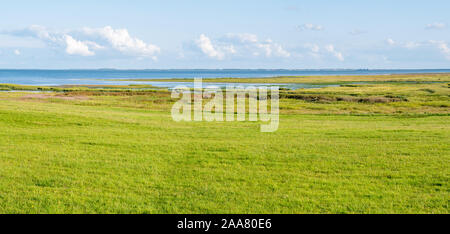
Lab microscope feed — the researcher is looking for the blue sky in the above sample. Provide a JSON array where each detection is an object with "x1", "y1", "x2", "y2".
[{"x1": 0, "y1": 0, "x2": 449, "y2": 69}]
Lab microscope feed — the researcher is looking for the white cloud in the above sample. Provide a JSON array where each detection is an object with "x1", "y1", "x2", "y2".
[
  {"x1": 1, "y1": 25, "x2": 61, "y2": 47},
  {"x1": 196, "y1": 34, "x2": 225, "y2": 60},
  {"x1": 438, "y1": 43, "x2": 450, "y2": 59},
  {"x1": 349, "y1": 29, "x2": 367, "y2": 35},
  {"x1": 297, "y1": 23, "x2": 324, "y2": 31},
  {"x1": 26, "y1": 25, "x2": 59, "y2": 43},
  {"x1": 2, "y1": 25, "x2": 99, "y2": 56},
  {"x1": 193, "y1": 33, "x2": 290, "y2": 60},
  {"x1": 425, "y1": 22, "x2": 446, "y2": 30},
  {"x1": 273, "y1": 43, "x2": 290, "y2": 58},
  {"x1": 82, "y1": 26, "x2": 160, "y2": 58},
  {"x1": 256, "y1": 42, "x2": 272, "y2": 57},
  {"x1": 302, "y1": 43, "x2": 344, "y2": 61},
  {"x1": 429, "y1": 40, "x2": 450, "y2": 59},
  {"x1": 64, "y1": 35, "x2": 94, "y2": 56},
  {"x1": 223, "y1": 33, "x2": 290, "y2": 58},
  {"x1": 303, "y1": 43, "x2": 320, "y2": 58},
  {"x1": 404, "y1": 41, "x2": 421, "y2": 49},
  {"x1": 222, "y1": 45, "x2": 237, "y2": 54},
  {"x1": 256, "y1": 39, "x2": 290, "y2": 57},
  {"x1": 386, "y1": 38, "x2": 422, "y2": 49},
  {"x1": 383, "y1": 39, "x2": 450, "y2": 61},
  {"x1": 386, "y1": 38, "x2": 396, "y2": 45},
  {"x1": 225, "y1": 33, "x2": 258, "y2": 43},
  {"x1": 84, "y1": 41, "x2": 105, "y2": 50},
  {"x1": 325, "y1": 44, "x2": 344, "y2": 61},
  {"x1": 305, "y1": 43, "x2": 320, "y2": 53},
  {"x1": 1, "y1": 25, "x2": 160, "y2": 59},
  {"x1": 14, "y1": 49, "x2": 21, "y2": 55}
]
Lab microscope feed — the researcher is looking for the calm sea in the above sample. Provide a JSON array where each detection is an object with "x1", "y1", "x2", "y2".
[{"x1": 0, "y1": 69, "x2": 448, "y2": 87}]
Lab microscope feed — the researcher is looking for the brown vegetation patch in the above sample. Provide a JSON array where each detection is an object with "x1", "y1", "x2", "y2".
[
  {"x1": 63, "y1": 91, "x2": 171, "y2": 97},
  {"x1": 20, "y1": 93, "x2": 90, "y2": 101},
  {"x1": 280, "y1": 94, "x2": 407, "y2": 103}
]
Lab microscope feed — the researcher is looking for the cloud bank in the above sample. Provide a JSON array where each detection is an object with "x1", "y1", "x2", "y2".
[
  {"x1": 384, "y1": 38, "x2": 450, "y2": 60},
  {"x1": 303, "y1": 43, "x2": 344, "y2": 61},
  {"x1": 297, "y1": 24, "x2": 324, "y2": 31},
  {"x1": 425, "y1": 22, "x2": 446, "y2": 30},
  {"x1": 82, "y1": 26, "x2": 160, "y2": 59},
  {"x1": 192, "y1": 33, "x2": 290, "y2": 60},
  {"x1": 1, "y1": 25, "x2": 160, "y2": 59}
]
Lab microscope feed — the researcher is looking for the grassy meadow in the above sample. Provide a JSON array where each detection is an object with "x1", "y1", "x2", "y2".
[{"x1": 0, "y1": 74, "x2": 448, "y2": 213}]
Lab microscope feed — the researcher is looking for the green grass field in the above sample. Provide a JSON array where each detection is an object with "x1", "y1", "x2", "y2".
[{"x1": 0, "y1": 75, "x2": 448, "y2": 213}]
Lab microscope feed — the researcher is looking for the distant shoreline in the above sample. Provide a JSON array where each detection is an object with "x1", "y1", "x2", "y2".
[
  {"x1": 1, "y1": 73, "x2": 448, "y2": 91},
  {"x1": 106, "y1": 73, "x2": 450, "y2": 84},
  {"x1": 1, "y1": 68, "x2": 450, "y2": 72}
]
